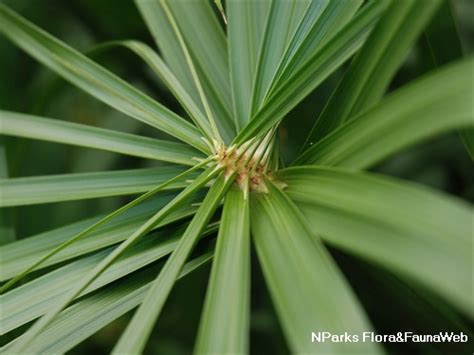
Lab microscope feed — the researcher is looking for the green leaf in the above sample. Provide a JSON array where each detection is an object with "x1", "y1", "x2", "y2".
[
  {"x1": 1, "y1": 252, "x2": 212, "y2": 354},
  {"x1": 0, "y1": 159, "x2": 211, "y2": 293},
  {"x1": 9, "y1": 167, "x2": 220, "y2": 352},
  {"x1": 278, "y1": 166, "x2": 473, "y2": 315},
  {"x1": 0, "y1": 3, "x2": 208, "y2": 152},
  {"x1": 195, "y1": 186, "x2": 250, "y2": 354},
  {"x1": 0, "y1": 110, "x2": 203, "y2": 165},
  {"x1": 0, "y1": 193, "x2": 188, "y2": 280},
  {"x1": 2, "y1": 226, "x2": 183, "y2": 334},
  {"x1": 91, "y1": 41, "x2": 214, "y2": 139},
  {"x1": 270, "y1": 0, "x2": 362, "y2": 91},
  {"x1": 227, "y1": 0, "x2": 270, "y2": 129},
  {"x1": 250, "y1": 0, "x2": 310, "y2": 114},
  {"x1": 0, "y1": 199, "x2": 197, "y2": 282},
  {"x1": 250, "y1": 180, "x2": 381, "y2": 354},
  {"x1": 0, "y1": 166, "x2": 194, "y2": 207},
  {"x1": 235, "y1": 0, "x2": 389, "y2": 144},
  {"x1": 134, "y1": 0, "x2": 235, "y2": 142},
  {"x1": 295, "y1": 58, "x2": 474, "y2": 168},
  {"x1": 113, "y1": 173, "x2": 233, "y2": 354},
  {"x1": 303, "y1": 0, "x2": 442, "y2": 147}
]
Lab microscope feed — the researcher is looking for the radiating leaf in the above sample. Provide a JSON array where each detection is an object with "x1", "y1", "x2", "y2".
[
  {"x1": 250, "y1": 0, "x2": 309, "y2": 114},
  {"x1": 114, "y1": 173, "x2": 233, "y2": 354},
  {"x1": 250, "y1": 180, "x2": 381, "y2": 354},
  {"x1": 271, "y1": 0, "x2": 362, "y2": 91},
  {"x1": 0, "y1": 110, "x2": 202, "y2": 165},
  {"x1": 0, "y1": 166, "x2": 195, "y2": 207},
  {"x1": 1, "y1": 158, "x2": 214, "y2": 294},
  {"x1": 278, "y1": 166, "x2": 473, "y2": 315},
  {"x1": 0, "y1": 194, "x2": 198, "y2": 281},
  {"x1": 1, "y1": 252, "x2": 212, "y2": 354},
  {"x1": 134, "y1": 0, "x2": 235, "y2": 142},
  {"x1": 227, "y1": 0, "x2": 270, "y2": 129},
  {"x1": 0, "y1": 3, "x2": 208, "y2": 152},
  {"x1": 304, "y1": 0, "x2": 441, "y2": 147},
  {"x1": 295, "y1": 58, "x2": 474, "y2": 168},
  {"x1": 9, "y1": 167, "x2": 220, "y2": 352},
  {"x1": 195, "y1": 186, "x2": 250, "y2": 354},
  {"x1": 92, "y1": 41, "x2": 214, "y2": 139},
  {"x1": 2, "y1": 226, "x2": 182, "y2": 334},
  {"x1": 235, "y1": 0, "x2": 389, "y2": 144}
]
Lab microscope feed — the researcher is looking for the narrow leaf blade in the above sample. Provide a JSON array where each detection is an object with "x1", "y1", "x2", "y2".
[
  {"x1": 195, "y1": 186, "x2": 250, "y2": 354},
  {"x1": 295, "y1": 58, "x2": 474, "y2": 168},
  {"x1": 113, "y1": 173, "x2": 233, "y2": 354},
  {"x1": 250, "y1": 181, "x2": 382, "y2": 354},
  {"x1": 303, "y1": 0, "x2": 442, "y2": 147},
  {"x1": 2, "y1": 252, "x2": 212, "y2": 354},
  {"x1": 278, "y1": 166, "x2": 473, "y2": 315},
  {"x1": 227, "y1": 0, "x2": 270, "y2": 129},
  {"x1": 235, "y1": 0, "x2": 389, "y2": 144},
  {"x1": 0, "y1": 166, "x2": 192, "y2": 207},
  {"x1": 1, "y1": 110, "x2": 202, "y2": 165},
  {"x1": 0, "y1": 4, "x2": 207, "y2": 151}
]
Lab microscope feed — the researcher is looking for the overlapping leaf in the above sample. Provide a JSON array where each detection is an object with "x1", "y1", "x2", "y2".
[
  {"x1": 227, "y1": 0, "x2": 269, "y2": 129},
  {"x1": 295, "y1": 58, "x2": 474, "y2": 168},
  {"x1": 0, "y1": 3, "x2": 207, "y2": 151},
  {"x1": 235, "y1": 0, "x2": 389, "y2": 144},
  {"x1": 114, "y1": 173, "x2": 233, "y2": 354},
  {"x1": 0, "y1": 195, "x2": 198, "y2": 280},
  {"x1": 134, "y1": 0, "x2": 235, "y2": 142},
  {"x1": 303, "y1": 0, "x2": 442, "y2": 146},
  {"x1": 1, "y1": 252, "x2": 212, "y2": 354},
  {"x1": 250, "y1": 180, "x2": 382, "y2": 354},
  {"x1": 278, "y1": 166, "x2": 472, "y2": 314},
  {"x1": 195, "y1": 186, "x2": 250, "y2": 354}
]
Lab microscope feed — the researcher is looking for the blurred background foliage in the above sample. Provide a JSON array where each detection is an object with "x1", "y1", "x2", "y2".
[{"x1": 0, "y1": 1, "x2": 472, "y2": 354}]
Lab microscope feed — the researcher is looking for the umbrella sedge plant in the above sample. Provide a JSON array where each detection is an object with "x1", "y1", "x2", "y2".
[{"x1": 0, "y1": 0, "x2": 472, "y2": 354}]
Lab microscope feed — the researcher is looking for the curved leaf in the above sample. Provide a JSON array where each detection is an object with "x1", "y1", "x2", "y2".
[
  {"x1": 278, "y1": 166, "x2": 473, "y2": 315},
  {"x1": 303, "y1": 0, "x2": 441, "y2": 147},
  {"x1": 0, "y1": 4, "x2": 208, "y2": 152},
  {"x1": 295, "y1": 58, "x2": 474, "y2": 168}
]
